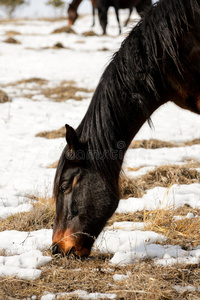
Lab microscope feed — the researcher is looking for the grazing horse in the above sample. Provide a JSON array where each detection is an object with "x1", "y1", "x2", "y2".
[
  {"x1": 68, "y1": 0, "x2": 96, "y2": 26},
  {"x1": 96, "y1": 0, "x2": 152, "y2": 34},
  {"x1": 52, "y1": 0, "x2": 200, "y2": 258}
]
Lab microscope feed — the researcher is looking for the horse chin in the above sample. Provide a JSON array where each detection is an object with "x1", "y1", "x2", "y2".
[{"x1": 72, "y1": 246, "x2": 91, "y2": 258}]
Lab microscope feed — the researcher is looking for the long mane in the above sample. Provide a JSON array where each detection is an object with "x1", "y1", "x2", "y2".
[{"x1": 54, "y1": 0, "x2": 200, "y2": 197}]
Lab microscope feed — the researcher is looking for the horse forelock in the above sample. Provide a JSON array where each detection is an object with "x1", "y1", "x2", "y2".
[{"x1": 53, "y1": 146, "x2": 67, "y2": 200}]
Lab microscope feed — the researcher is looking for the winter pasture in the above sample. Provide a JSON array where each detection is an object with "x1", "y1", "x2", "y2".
[{"x1": 0, "y1": 9, "x2": 200, "y2": 300}]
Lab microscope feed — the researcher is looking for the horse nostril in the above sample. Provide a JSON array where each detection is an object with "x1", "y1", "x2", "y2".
[{"x1": 52, "y1": 244, "x2": 60, "y2": 255}]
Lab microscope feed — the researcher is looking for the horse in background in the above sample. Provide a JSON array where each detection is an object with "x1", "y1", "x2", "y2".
[
  {"x1": 68, "y1": 0, "x2": 96, "y2": 26},
  {"x1": 52, "y1": 0, "x2": 200, "y2": 258},
  {"x1": 96, "y1": 0, "x2": 152, "y2": 34},
  {"x1": 67, "y1": 0, "x2": 141, "y2": 34}
]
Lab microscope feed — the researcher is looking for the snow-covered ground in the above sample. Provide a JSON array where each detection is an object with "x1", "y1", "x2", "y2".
[{"x1": 0, "y1": 9, "x2": 200, "y2": 299}]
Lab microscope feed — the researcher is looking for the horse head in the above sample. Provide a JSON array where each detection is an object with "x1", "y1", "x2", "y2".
[
  {"x1": 68, "y1": 4, "x2": 78, "y2": 26},
  {"x1": 52, "y1": 124, "x2": 119, "y2": 257}
]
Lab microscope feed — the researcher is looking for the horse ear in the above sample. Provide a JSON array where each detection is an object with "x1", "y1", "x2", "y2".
[{"x1": 65, "y1": 124, "x2": 79, "y2": 152}]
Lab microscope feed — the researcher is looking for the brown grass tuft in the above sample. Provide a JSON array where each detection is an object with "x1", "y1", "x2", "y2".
[
  {"x1": 82, "y1": 30, "x2": 98, "y2": 37},
  {"x1": 5, "y1": 30, "x2": 20, "y2": 36},
  {"x1": 4, "y1": 77, "x2": 48, "y2": 87},
  {"x1": 120, "y1": 163, "x2": 200, "y2": 199},
  {"x1": 130, "y1": 138, "x2": 200, "y2": 149},
  {"x1": 53, "y1": 42, "x2": 65, "y2": 48},
  {"x1": 36, "y1": 126, "x2": 65, "y2": 139},
  {"x1": 3, "y1": 37, "x2": 20, "y2": 44},
  {"x1": 41, "y1": 84, "x2": 92, "y2": 102},
  {"x1": 47, "y1": 160, "x2": 59, "y2": 169},
  {"x1": 143, "y1": 206, "x2": 200, "y2": 249},
  {"x1": 0, "y1": 196, "x2": 54, "y2": 232},
  {"x1": 52, "y1": 26, "x2": 76, "y2": 34},
  {"x1": 0, "y1": 89, "x2": 10, "y2": 103}
]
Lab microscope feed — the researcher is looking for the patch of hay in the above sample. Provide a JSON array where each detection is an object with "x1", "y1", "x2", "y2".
[
  {"x1": 98, "y1": 47, "x2": 109, "y2": 51},
  {"x1": 120, "y1": 163, "x2": 200, "y2": 198},
  {"x1": 144, "y1": 206, "x2": 200, "y2": 249},
  {"x1": 107, "y1": 211, "x2": 144, "y2": 226},
  {"x1": 130, "y1": 139, "x2": 178, "y2": 149},
  {"x1": 5, "y1": 30, "x2": 20, "y2": 36},
  {"x1": 47, "y1": 160, "x2": 58, "y2": 169},
  {"x1": 0, "y1": 196, "x2": 54, "y2": 232},
  {"x1": 130, "y1": 138, "x2": 200, "y2": 149},
  {"x1": 120, "y1": 175, "x2": 143, "y2": 198},
  {"x1": 43, "y1": 43, "x2": 72, "y2": 50},
  {"x1": 75, "y1": 40, "x2": 85, "y2": 44},
  {"x1": 82, "y1": 30, "x2": 98, "y2": 37},
  {"x1": 0, "y1": 89, "x2": 10, "y2": 103},
  {"x1": 53, "y1": 42, "x2": 64, "y2": 49},
  {"x1": 36, "y1": 126, "x2": 65, "y2": 139},
  {"x1": 5, "y1": 77, "x2": 48, "y2": 87},
  {"x1": 52, "y1": 26, "x2": 76, "y2": 34},
  {"x1": 41, "y1": 84, "x2": 93, "y2": 102},
  {"x1": 185, "y1": 138, "x2": 200, "y2": 146},
  {"x1": 3, "y1": 37, "x2": 20, "y2": 44}
]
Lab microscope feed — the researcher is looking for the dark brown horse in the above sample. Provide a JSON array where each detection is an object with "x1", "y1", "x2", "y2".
[
  {"x1": 96, "y1": 0, "x2": 152, "y2": 34},
  {"x1": 68, "y1": 0, "x2": 96, "y2": 26},
  {"x1": 52, "y1": 0, "x2": 200, "y2": 258}
]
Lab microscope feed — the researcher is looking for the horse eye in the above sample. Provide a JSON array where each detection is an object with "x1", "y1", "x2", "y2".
[{"x1": 60, "y1": 184, "x2": 71, "y2": 194}]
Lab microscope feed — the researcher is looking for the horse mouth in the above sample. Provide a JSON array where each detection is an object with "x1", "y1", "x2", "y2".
[{"x1": 52, "y1": 243, "x2": 91, "y2": 258}]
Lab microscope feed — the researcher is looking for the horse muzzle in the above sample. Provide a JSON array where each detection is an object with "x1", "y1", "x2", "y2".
[{"x1": 52, "y1": 228, "x2": 91, "y2": 257}]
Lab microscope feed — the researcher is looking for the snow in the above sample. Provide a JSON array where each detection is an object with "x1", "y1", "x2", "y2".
[
  {"x1": 116, "y1": 184, "x2": 200, "y2": 214},
  {"x1": 41, "y1": 290, "x2": 117, "y2": 300},
  {"x1": 0, "y1": 229, "x2": 52, "y2": 255},
  {"x1": 0, "y1": 250, "x2": 51, "y2": 280},
  {"x1": 173, "y1": 285, "x2": 200, "y2": 293},
  {"x1": 0, "y1": 8, "x2": 200, "y2": 298},
  {"x1": 113, "y1": 272, "x2": 131, "y2": 281}
]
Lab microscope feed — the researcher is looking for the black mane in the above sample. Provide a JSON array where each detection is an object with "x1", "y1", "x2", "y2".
[{"x1": 54, "y1": 0, "x2": 200, "y2": 198}]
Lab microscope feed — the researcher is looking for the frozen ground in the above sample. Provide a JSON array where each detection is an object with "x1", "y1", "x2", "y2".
[{"x1": 0, "y1": 10, "x2": 200, "y2": 299}]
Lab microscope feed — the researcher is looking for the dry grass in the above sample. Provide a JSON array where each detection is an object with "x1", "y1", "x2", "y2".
[
  {"x1": 2, "y1": 78, "x2": 93, "y2": 103},
  {"x1": 0, "y1": 196, "x2": 54, "y2": 232},
  {"x1": 130, "y1": 138, "x2": 200, "y2": 149},
  {"x1": 120, "y1": 163, "x2": 200, "y2": 198},
  {"x1": 36, "y1": 127, "x2": 65, "y2": 139},
  {"x1": 41, "y1": 83, "x2": 93, "y2": 102},
  {"x1": 3, "y1": 37, "x2": 20, "y2": 44},
  {"x1": 5, "y1": 30, "x2": 20, "y2": 36},
  {"x1": 0, "y1": 253, "x2": 199, "y2": 299},
  {"x1": 3, "y1": 77, "x2": 48, "y2": 87},
  {"x1": 143, "y1": 207, "x2": 200, "y2": 249},
  {"x1": 0, "y1": 89, "x2": 10, "y2": 103},
  {"x1": 47, "y1": 160, "x2": 59, "y2": 169},
  {"x1": 51, "y1": 26, "x2": 76, "y2": 34},
  {"x1": 82, "y1": 30, "x2": 98, "y2": 37}
]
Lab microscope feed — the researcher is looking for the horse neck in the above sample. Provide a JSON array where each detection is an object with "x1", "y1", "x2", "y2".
[
  {"x1": 69, "y1": 0, "x2": 82, "y2": 10},
  {"x1": 76, "y1": 50, "x2": 165, "y2": 188}
]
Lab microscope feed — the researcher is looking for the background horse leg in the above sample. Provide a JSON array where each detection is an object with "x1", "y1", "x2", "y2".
[
  {"x1": 114, "y1": 7, "x2": 121, "y2": 34},
  {"x1": 92, "y1": 6, "x2": 95, "y2": 26},
  {"x1": 97, "y1": 3, "x2": 109, "y2": 35},
  {"x1": 124, "y1": 8, "x2": 133, "y2": 27}
]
